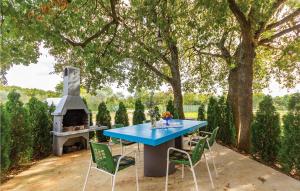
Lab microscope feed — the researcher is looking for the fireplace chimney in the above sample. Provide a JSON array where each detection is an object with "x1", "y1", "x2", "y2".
[{"x1": 63, "y1": 67, "x2": 80, "y2": 96}]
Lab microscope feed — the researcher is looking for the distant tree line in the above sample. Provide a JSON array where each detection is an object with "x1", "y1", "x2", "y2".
[{"x1": 0, "y1": 86, "x2": 294, "y2": 113}]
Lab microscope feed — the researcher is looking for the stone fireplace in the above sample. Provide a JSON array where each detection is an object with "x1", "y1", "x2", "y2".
[{"x1": 51, "y1": 67, "x2": 105, "y2": 156}]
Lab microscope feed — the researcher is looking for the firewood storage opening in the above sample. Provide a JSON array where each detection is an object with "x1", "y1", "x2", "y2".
[
  {"x1": 63, "y1": 109, "x2": 88, "y2": 132},
  {"x1": 63, "y1": 136, "x2": 87, "y2": 154}
]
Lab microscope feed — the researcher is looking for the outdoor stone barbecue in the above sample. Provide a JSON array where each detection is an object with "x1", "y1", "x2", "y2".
[{"x1": 52, "y1": 66, "x2": 105, "y2": 156}]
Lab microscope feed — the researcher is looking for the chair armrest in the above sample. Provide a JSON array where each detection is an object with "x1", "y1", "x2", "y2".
[
  {"x1": 168, "y1": 147, "x2": 190, "y2": 155},
  {"x1": 167, "y1": 147, "x2": 193, "y2": 165},
  {"x1": 189, "y1": 135, "x2": 208, "y2": 143},
  {"x1": 199, "y1": 131, "x2": 212, "y2": 135},
  {"x1": 115, "y1": 150, "x2": 137, "y2": 172}
]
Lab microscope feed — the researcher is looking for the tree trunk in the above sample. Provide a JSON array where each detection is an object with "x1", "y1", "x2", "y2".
[
  {"x1": 171, "y1": 80, "x2": 185, "y2": 119},
  {"x1": 228, "y1": 38, "x2": 255, "y2": 152},
  {"x1": 168, "y1": 41, "x2": 185, "y2": 119},
  {"x1": 228, "y1": 68, "x2": 239, "y2": 141}
]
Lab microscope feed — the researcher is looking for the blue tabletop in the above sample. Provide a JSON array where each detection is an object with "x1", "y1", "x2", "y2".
[{"x1": 103, "y1": 120, "x2": 207, "y2": 146}]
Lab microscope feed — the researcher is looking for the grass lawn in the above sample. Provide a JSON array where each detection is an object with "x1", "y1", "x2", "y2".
[{"x1": 184, "y1": 112, "x2": 198, "y2": 119}]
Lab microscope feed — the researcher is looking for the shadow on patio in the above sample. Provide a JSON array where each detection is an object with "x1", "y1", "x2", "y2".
[{"x1": 1, "y1": 140, "x2": 299, "y2": 191}]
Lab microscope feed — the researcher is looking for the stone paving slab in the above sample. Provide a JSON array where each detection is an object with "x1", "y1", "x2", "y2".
[{"x1": 1, "y1": 142, "x2": 299, "y2": 191}]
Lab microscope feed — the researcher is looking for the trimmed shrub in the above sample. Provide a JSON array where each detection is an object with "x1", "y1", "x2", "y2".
[
  {"x1": 115, "y1": 102, "x2": 129, "y2": 126},
  {"x1": 251, "y1": 95, "x2": 281, "y2": 163},
  {"x1": 96, "y1": 102, "x2": 112, "y2": 142},
  {"x1": 166, "y1": 100, "x2": 175, "y2": 115},
  {"x1": 133, "y1": 99, "x2": 146, "y2": 125},
  {"x1": 26, "y1": 97, "x2": 52, "y2": 159},
  {"x1": 5, "y1": 90, "x2": 30, "y2": 166},
  {"x1": 166, "y1": 100, "x2": 179, "y2": 119},
  {"x1": 1, "y1": 104, "x2": 11, "y2": 172},
  {"x1": 154, "y1": 106, "x2": 161, "y2": 121},
  {"x1": 197, "y1": 103, "x2": 205, "y2": 120},
  {"x1": 82, "y1": 97, "x2": 94, "y2": 139},
  {"x1": 217, "y1": 97, "x2": 236, "y2": 146},
  {"x1": 280, "y1": 93, "x2": 300, "y2": 173},
  {"x1": 206, "y1": 97, "x2": 218, "y2": 132}
]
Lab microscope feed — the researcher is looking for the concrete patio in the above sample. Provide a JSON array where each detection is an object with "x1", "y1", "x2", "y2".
[{"x1": 1, "y1": 141, "x2": 299, "y2": 191}]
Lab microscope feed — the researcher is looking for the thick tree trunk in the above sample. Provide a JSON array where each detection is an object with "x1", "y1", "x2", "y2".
[
  {"x1": 228, "y1": 38, "x2": 255, "y2": 152},
  {"x1": 228, "y1": 68, "x2": 239, "y2": 141},
  {"x1": 168, "y1": 41, "x2": 185, "y2": 120},
  {"x1": 171, "y1": 80, "x2": 185, "y2": 119}
]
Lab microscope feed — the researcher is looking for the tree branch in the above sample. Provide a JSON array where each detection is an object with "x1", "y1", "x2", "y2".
[
  {"x1": 266, "y1": 8, "x2": 300, "y2": 30},
  {"x1": 60, "y1": 0, "x2": 118, "y2": 48},
  {"x1": 227, "y1": 0, "x2": 249, "y2": 30},
  {"x1": 254, "y1": 0, "x2": 287, "y2": 39},
  {"x1": 196, "y1": 51, "x2": 223, "y2": 58},
  {"x1": 259, "y1": 23, "x2": 300, "y2": 45},
  {"x1": 217, "y1": 32, "x2": 232, "y2": 64},
  {"x1": 60, "y1": 21, "x2": 115, "y2": 48},
  {"x1": 137, "y1": 57, "x2": 172, "y2": 83},
  {"x1": 100, "y1": 24, "x2": 118, "y2": 57}
]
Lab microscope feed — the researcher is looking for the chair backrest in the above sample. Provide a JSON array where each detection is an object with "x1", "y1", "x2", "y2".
[
  {"x1": 208, "y1": 127, "x2": 219, "y2": 146},
  {"x1": 89, "y1": 142, "x2": 116, "y2": 174},
  {"x1": 111, "y1": 124, "x2": 124, "y2": 144},
  {"x1": 191, "y1": 136, "x2": 208, "y2": 165}
]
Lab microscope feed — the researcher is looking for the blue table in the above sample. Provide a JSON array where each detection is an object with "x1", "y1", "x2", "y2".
[{"x1": 104, "y1": 120, "x2": 207, "y2": 177}]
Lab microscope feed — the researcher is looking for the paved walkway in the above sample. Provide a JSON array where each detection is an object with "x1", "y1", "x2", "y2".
[{"x1": 1, "y1": 142, "x2": 299, "y2": 191}]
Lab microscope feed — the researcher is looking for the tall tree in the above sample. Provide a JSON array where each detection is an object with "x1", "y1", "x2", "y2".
[
  {"x1": 1, "y1": 0, "x2": 214, "y2": 119},
  {"x1": 195, "y1": 0, "x2": 300, "y2": 151}
]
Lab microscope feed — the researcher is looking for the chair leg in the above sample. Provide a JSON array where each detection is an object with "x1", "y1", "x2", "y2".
[
  {"x1": 181, "y1": 164, "x2": 184, "y2": 179},
  {"x1": 204, "y1": 153, "x2": 215, "y2": 189},
  {"x1": 120, "y1": 139, "x2": 123, "y2": 155},
  {"x1": 207, "y1": 142, "x2": 218, "y2": 177},
  {"x1": 190, "y1": 165, "x2": 199, "y2": 191},
  {"x1": 135, "y1": 153, "x2": 139, "y2": 191},
  {"x1": 112, "y1": 175, "x2": 116, "y2": 191},
  {"x1": 165, "y1": 156, "x2": 170, "y2": 191},
  {"x1": 189, "y1": 136, "x2": 192, "y2": 150},
  {"x1": 82, "y1": 158, "x2": 92, "y2": 191}
]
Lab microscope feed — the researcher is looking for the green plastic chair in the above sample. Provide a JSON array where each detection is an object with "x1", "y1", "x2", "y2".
[
  {"x1": 165, "y1": 136, "x2": 214, "y2": 191},
  {"x1": 110, "y1": 124, "x2": 139, "y2": 155},
  {"x1": 83, "y1": 142, "x2": 139, "y2": 191},
  {"x1": 189, "y1": 127, "x2": 220, "y2": 177}
]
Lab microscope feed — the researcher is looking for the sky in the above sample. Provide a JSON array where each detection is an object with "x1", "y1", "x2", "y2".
[{"x1": 5, "y1": 47, "x2": 300, "y2": 97}]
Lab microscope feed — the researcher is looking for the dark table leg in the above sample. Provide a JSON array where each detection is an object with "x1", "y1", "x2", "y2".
[
  {"x1": 144, "y1": 139, "x2": 176, "y2": 177},
  {"x1": 175, "y1": 136, "x2": 183, "y2": 149}
]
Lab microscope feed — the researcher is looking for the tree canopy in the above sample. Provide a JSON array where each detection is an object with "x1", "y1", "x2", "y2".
[{"x1": 1, "y1": 0, "x2": 299, "y2": 151}]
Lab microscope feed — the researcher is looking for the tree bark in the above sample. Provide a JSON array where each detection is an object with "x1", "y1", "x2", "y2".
[
  {"x1": 228, "y1": 37, "x2": 255, "y2": 152},
  {"x1": 228, "y1": 67, "x2": 239, "y2": 141},
  {"x1": 171, "y1": 79, "x2": 185, "y2": 119},
  {"x1": 168, "y1": 40, "x2": 185, "y2": 120}
]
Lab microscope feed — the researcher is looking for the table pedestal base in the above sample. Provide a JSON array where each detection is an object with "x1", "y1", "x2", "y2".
[{"x1": 144, "y1": 139, "x2": 176, "y2": 177}]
